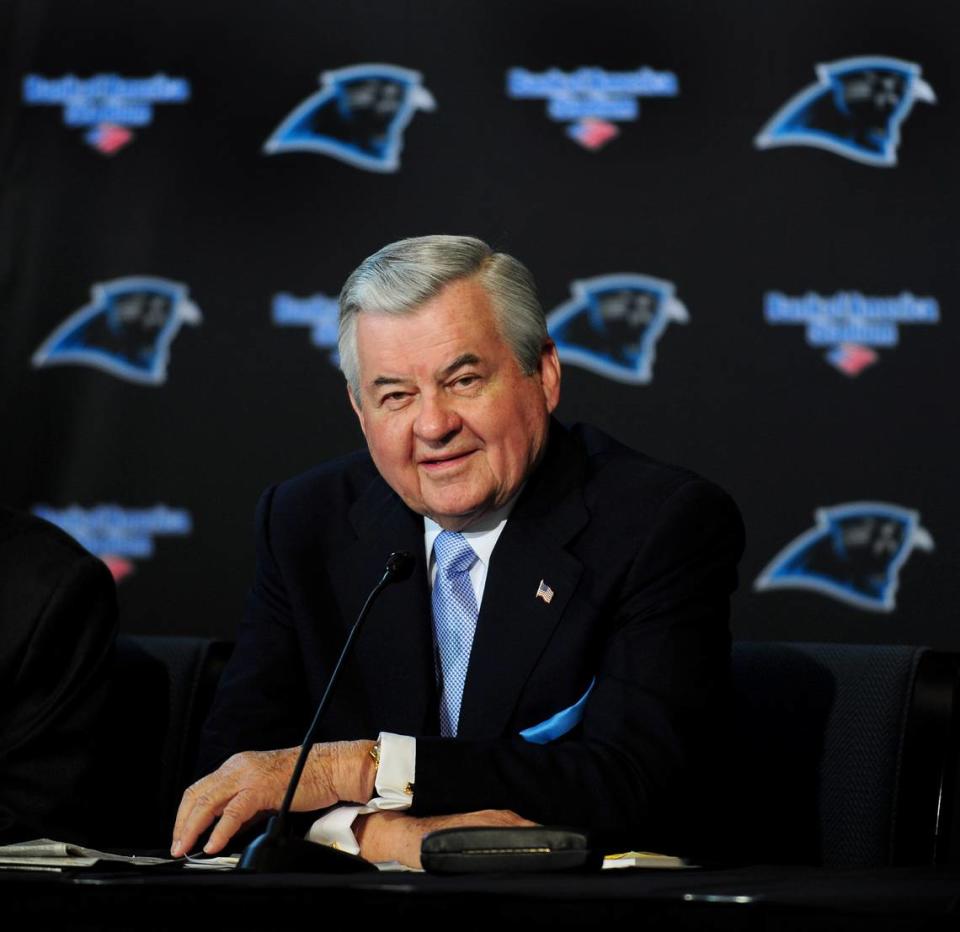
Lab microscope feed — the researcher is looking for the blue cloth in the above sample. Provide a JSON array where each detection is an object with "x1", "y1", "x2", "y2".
[
  {"x1": 519, "y1": 678, "x2": 595, "y2": 744},
  {"x1": 432, "y1": 531, "x2": 479, "y2": 737}
]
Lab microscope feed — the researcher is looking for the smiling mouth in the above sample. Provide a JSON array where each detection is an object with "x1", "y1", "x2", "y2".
[{"x1": 419, "y1": 450, "x2": 476, "y2": 471}]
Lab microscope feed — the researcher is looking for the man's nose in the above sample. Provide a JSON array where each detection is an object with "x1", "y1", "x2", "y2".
[{"x1": 414, "y1": 391, "x2": 461, "y2": 444}]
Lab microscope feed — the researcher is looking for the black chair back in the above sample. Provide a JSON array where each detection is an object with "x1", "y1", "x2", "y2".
[
  {"x1": 94, "y1": 635, "x2": 232, "y2": 849},
  {"x1": 729, "y1": 642, "x2": 960, "y2": 867}
]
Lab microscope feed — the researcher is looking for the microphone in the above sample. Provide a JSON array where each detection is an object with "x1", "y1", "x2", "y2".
[
  {"x1": 383, "y1": 550, "x2": 415, "y2": 582},
  {"x1": 238, "y1": 551, "x2": 415, "y2": 873}
]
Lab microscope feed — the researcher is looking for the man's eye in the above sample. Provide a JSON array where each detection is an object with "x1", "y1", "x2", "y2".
[
  {"x1": 453, "y1": 375, "x2": 480, "y2": 389},
  {"x1": 380, "y1": 391, "x2": 411, "y2": 407}
]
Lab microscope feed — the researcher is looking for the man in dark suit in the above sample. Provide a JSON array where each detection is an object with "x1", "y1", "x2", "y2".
[
  {"x1": 0, "y1": 506, "x2": 117, "y2": 844},
  {"x1": 173, "y1": 236, "x2": 743, "y2": 866}
]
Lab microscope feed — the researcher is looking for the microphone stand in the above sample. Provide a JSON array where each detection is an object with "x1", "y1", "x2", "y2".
[{"x1": 238, "y1": 552, "x2": 415, "y2": 873}]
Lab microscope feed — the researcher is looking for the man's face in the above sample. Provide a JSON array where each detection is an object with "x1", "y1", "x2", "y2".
[{"x1": 349, "y1": 277, "x2": 561, "y2": 531}]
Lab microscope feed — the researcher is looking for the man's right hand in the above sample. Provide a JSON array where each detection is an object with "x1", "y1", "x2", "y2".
[{"x1": 171, "y1": 739, "x2": 376, "y2": 857}]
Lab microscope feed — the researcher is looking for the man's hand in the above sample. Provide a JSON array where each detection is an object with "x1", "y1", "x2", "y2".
[
  {"x1": 171, "y1": 739, "x2": 376, "y2": 857},
  {"x1": 355, "y1": 809, "x2": 537, "y2": 868}
]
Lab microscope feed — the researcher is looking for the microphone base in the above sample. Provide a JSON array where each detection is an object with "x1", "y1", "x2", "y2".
[{"x1": 237, "y1": 822, "x2": 377, "y2": 874}]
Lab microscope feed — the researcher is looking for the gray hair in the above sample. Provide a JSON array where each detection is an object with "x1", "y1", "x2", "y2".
[{"x1": 338, "y1": 235, "x2": 547, "y2": 401}]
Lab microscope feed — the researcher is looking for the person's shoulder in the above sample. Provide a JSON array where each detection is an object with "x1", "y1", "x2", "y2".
[
  {"x1": 0, "y1": 506, "x2": 115, "y2": 620},
  {"x1": 0, "y1": 505, "x2": 107, "y2": 574},
  {"x1": 568, "y1": 422, "x2": 741, "y2": 522},
  {"x1": 273, "y1": 448, "x2": 378, "y2": 502},
  {"x1": 571, "y1": 422, "x2": 701, "y2": 493},
  {"x1": 254, "y1": 448, "x2": 382, "y2": 540}
]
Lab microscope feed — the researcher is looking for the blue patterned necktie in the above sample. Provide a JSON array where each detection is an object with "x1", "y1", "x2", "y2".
[{"x1": 432, "y1": 530, "x2": 480, "y2": 737}]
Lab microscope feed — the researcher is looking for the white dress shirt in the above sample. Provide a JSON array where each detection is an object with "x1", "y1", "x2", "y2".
[{"x1": 307, "y1": 498, "x2": 515, "y2": 855}]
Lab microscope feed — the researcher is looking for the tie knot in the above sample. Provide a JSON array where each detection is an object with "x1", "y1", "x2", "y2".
[{"x1": 434, "y1": 531, "x2": 477, "y2": 577}]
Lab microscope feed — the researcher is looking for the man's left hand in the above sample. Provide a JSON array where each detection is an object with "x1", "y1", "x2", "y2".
[
  {"x1": 356, "y1": 808, "x2": 538, "y2": 868},
  {"x1": 171, "y1": 739, "x2": 376, "y2": 857}
]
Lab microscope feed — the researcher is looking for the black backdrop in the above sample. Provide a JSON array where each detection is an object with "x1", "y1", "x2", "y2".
[{"x1": 2, "y1": 0, "x2": 958, "y2": 648}]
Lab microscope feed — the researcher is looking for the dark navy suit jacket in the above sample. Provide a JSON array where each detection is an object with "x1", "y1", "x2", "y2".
[{"x1": 199, "y1": 421, "x2": 744, "y2": 850}]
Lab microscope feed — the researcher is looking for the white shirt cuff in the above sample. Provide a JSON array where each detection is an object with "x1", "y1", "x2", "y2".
[
  {"x1": 306, "y1": 803, "x2": 367, "y2": 855},
  {"x1": 306, "y1": 732, "x2": 416, "y2": 856},
  {"x1": 374, "y1": 732, "x2": 416, "y2": 806}
]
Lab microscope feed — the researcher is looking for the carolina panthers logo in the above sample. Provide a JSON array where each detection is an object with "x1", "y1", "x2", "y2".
[
  {"x1": 32, "y1": 277, "x2": 201, "y2": 385},
  {"x1": 755, "y1": 56, "x2": 935, "y2": 167},
  {"x1": 263, "y1": 63, "x2": 435, "y2": 172},
  {"x1": 546, "y1": 274, "x2": 688, "y2": 384},
  {"x1": 755, "y1": 502, "x2": 934, "y2": 612}
]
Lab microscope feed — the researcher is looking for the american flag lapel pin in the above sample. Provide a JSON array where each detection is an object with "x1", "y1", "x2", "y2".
[{"x1": 535, "y1": 579, "x2": 554, "y2": 604}]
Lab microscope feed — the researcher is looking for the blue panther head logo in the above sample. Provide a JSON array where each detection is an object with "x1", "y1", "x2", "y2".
[
  {"x1": 32, "y1": 277, "x2": 201, "y2": 385},
  {"x1": 755, "y1": 56, "x2": 935, "y2": 167},
  {"x1": 546, "y1": 274, "x2": 688, "y2": 384},
  {"x1": 755, "y1": 502, "x2": 934, "y2": 612},
  {"x1": 263, "y1": 63, "x2": 435, "y2": 172}
]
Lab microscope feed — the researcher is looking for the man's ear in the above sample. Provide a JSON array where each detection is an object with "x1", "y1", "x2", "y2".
[
  {"x1": 348, "y1": 384, "x2": 367, "y2": 437},
  {"x1": 539, "y1": 340, "x2": 561, "y2": 414}
]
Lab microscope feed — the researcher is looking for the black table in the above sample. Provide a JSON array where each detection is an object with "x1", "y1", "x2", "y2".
[{"x1": 6, "y1": 863, "x2": 960, "y2": 930}]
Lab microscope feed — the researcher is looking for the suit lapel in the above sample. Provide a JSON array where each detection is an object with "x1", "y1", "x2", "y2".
[
  {"x1": 325, "y1": 476, "x2": 437, "y2": 735},
  {"x1": 457, "y1": 422, "x2": 589, "y2": 739}
]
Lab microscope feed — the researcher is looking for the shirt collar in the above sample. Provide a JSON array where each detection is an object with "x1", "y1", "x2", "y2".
[{"x1": 423, "y1": 488, "x2": 523, "y2": 568}]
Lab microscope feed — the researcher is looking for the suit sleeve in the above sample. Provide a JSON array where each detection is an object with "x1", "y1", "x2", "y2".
[
  {"x1": 410, "y1": 478, "x2": 744, "y2": 852},
  {"x1": 0, "y1": 550, "x2": 116, "y2": 844}
]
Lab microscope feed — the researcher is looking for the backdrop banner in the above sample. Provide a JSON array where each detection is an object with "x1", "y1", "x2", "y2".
[{"x1": 1, "y1": 0, "x2": 957, "y2": 648}]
